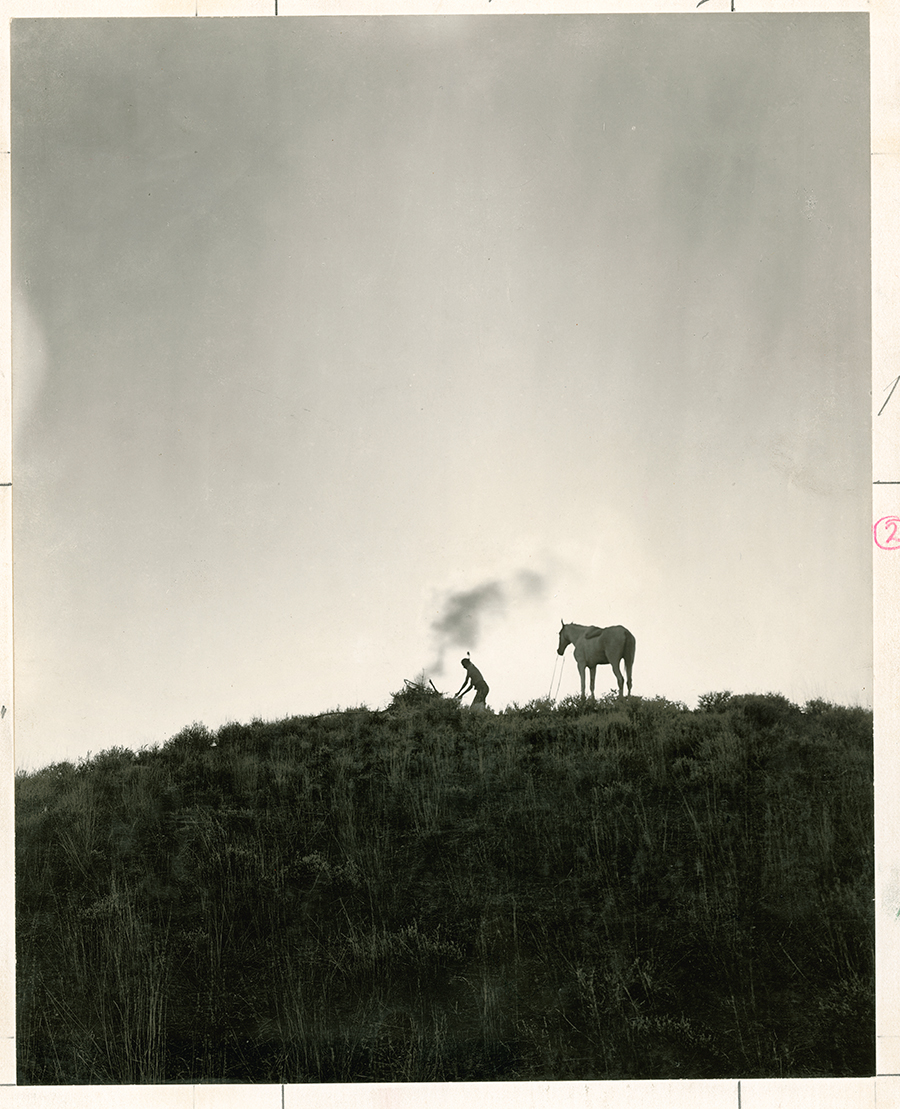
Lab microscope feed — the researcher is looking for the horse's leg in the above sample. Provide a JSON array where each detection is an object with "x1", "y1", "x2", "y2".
[
  {"x1": 624, "y1": 632, "x2": 636, "y2": 699},
  {"x1": 578, "y1": 662, "x2": 587, "y2": 698},
  {"x1": 611, "y1": 658, "x2": 625, "y2": 699},
  {"x1": 589, "y1": 666, "x2": 596, "y2": 699}
]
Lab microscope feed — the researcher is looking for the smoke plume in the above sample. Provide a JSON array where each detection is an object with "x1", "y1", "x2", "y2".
[{"x1": 428, "y1": 570, "x2": 548, "y2": 676}]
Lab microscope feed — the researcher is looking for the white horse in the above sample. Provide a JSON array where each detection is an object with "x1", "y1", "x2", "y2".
[{"x1": 557, "y1": 621, "x2": 636, "y2": 700}]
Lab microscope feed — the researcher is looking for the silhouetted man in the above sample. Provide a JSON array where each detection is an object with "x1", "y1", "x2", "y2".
[{"x1": 455, "y1": 656, "x2": 489, "y2": 710}]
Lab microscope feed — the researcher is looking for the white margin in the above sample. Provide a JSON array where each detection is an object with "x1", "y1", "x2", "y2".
[{"x1": 0, "y1": 2, "x2": 888, "y2": 1108}]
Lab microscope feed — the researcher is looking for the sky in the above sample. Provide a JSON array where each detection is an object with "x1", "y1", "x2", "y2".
[{"x1": 11, "y1": 14, "x2": 871, "y2": 770}]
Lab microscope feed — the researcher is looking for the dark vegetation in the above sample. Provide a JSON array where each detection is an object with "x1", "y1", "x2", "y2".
[{"x1": 16, "y1": 685, "x2": 873, "y2": 1083}]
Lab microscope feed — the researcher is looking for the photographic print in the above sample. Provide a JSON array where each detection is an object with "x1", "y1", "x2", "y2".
[{"x1": 11, "y1": 11, "x2": 873, "y2": 1085}]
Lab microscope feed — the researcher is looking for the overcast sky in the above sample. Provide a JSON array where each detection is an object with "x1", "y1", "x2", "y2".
[{"x1": 12, "y1": 14, "x2": 870, "y2": 769}]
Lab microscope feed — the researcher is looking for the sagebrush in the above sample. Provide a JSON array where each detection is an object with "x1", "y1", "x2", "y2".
[{"x1": 16, "y1": 689, "x2": 873, "y2": 1082}]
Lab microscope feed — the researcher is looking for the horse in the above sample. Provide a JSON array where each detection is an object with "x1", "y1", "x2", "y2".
[{"x1": 556, "y1": 621, "x2": 636, "y2": 700}]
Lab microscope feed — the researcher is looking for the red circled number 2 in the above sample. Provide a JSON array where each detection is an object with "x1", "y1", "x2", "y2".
[{"x1": 874, "y1": 516, "x2": 900, "y2": 550}]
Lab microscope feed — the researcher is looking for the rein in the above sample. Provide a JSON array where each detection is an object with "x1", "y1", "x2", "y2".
[{"x1": 549, "y1": 653, "x2": 566, "y2": 700}]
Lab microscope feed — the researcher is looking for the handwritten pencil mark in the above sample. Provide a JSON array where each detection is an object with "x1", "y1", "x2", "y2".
[{"x1": 878, "y1": 375, "x2": 900, "y2": 416}]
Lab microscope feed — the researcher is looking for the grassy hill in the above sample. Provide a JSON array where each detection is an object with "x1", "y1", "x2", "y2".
[{"x1": 15, "y1": 686, "x2": 873, "y2": 1083}]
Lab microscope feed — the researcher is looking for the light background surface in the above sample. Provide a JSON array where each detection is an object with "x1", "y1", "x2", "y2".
[
  {"x1": 3, "y1": 0, "x2": 896, "y2": 1104},
  {"x1": 11, "y1": 10, "x2": 871, "y2": 772}
]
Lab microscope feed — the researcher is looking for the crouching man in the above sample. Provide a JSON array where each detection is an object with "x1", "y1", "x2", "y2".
[{"x1": 455, "y1": 656, "x2": 489, "y2": 711}]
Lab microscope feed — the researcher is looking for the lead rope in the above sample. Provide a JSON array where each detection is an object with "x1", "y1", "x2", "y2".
[{"x1": 549, "y1": 654, "x2": 566, "y2": 700}]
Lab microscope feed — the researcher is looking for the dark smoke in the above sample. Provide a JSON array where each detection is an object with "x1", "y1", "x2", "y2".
[
  {"x1": 431, "y1": 580, "x2": 506, "y2": 653},
  {"x1": 429, "y1": 570, "x2": 548, "y2": 676}
]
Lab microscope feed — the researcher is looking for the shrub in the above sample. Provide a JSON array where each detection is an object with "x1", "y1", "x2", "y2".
[
  {"x1": 16, "y1": 691, "x2": 873, "y2": 1083},
  {"x1": 697, "y1": 690, "x2": 733, "y2": 713},
  {"x1": 164, "y1": 722, "x2": 214, "y2": 754}
]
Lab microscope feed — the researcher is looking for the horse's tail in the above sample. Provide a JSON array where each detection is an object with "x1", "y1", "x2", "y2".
[{"x1": 624, "y1": 630, "x2": 636, "y2": 686}]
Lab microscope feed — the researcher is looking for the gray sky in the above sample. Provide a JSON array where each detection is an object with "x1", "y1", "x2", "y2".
[{"x1": 12, "y1": 14, "x2": 871, "y2": 769}]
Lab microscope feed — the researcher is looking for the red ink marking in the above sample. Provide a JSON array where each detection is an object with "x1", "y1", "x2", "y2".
[{"x1": 874, "y1": 516, "x2": 900, "y2": 550}]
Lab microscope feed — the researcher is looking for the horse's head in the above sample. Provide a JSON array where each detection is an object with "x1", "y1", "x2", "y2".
[{"x1": 557, "y1": 620, "x2": 569, "y2": 656}]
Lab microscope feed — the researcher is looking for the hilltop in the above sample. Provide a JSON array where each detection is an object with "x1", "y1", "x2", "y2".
[{"x1": 16, "y1": 688, "x2": 873, "y2": 1083}]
